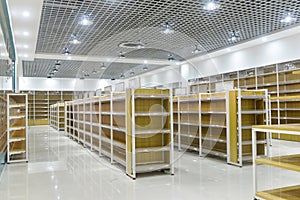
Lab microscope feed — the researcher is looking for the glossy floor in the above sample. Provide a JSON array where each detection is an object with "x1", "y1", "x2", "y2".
[{"x1": 0, "y1": 126, "x2": 299, "y2": 200}]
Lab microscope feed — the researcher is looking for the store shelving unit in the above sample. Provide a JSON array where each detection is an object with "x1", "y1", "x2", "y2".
[
  {"x1": 22, "y1": 90, "x2": 74, "y2": 126},
  {"x1": 200, "y1": 92, "x2": 228, "y2": 159},
  {"x1": 270, "y1": 95, "x2": 300, "y2": 142},
  {"x1": 0, "y1": 96, "x2": 7, "y2": 158},
  {"x1": 173, "y1": 94, "x2": 200, "y2": 153},
  {"x1": 7, "y1": 94, "x2": 28, "y2": 163},
  {"x1": 228, "y1": 89, "x2": 268, "y2": 167},
  {"x1": 173, "y1": 89, "x2": 268, "y2": 167},
  {"x1": 50, "y1": 103, "x2": 65, "y2": 131},
  {"x1": 64, "y1": 88, "x2": 174, "y2": 179},
  {"x1": 65, "y1": 101, "x2": 73, "y2": 138},
  {"x1": 252, "y1": 124, "x2": 300, "y2": 200}
]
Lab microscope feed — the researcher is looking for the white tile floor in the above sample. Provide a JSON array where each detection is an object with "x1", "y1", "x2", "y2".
[{"x1": 0, "y1": 126, "x2": 299, "y2": 200}]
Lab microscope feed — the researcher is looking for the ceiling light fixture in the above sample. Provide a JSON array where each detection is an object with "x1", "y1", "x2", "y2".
[
  {"x1": 162, "y1": 23, "x2": 174, "y2": 34},
  {"x1": 23, "y1": 45, "x2": 29, "y2": 48},
  {"x1": 120, "y1": 74, "x2": 125, "y2": 78},
  {"x1": 119, "y1": 51, "x2": 126, "y2": 58},
  {"x1": 203, "y1": 0, "x2": 220, "y2": 11},
  {"x1": 281, "y1": 13, "x2": 297, "y2": 23},
  {"x1": 192, "y1": 45, "x2": 201, "y2": 54},
  {"x1": 55, "y1": 60, "x2": 61, "y2": 67},
  {"x1": 92, "y1": 68, "x2": 98, "y2": 74},
  {"x1": 100, "y1": 63, "x2": 107, "y2": 70},
  {"x1": 130, "y1": 71, "x2": 135, "y2": 76},
  {"x1": 168, "y1": 54, "x2": 175, "y2": 62},
  {"x1": 70, "y1": 35, "x2": 81, "y2": 44},
  {"x1": 118, "y1": 40, "x2": 145, "y2": 49},
  {"x1": 52, "y1": 68, "x2": 58, "y2": 73},
  {"x1": 63, "y1": 47, "x2": 71, "y2": 55},
  {"x1": 78, "y1": 15, "x2": 93, "y2": 26},
  {"x1": 22, "y1": 11, "x2": 30, "y2": 17},
  {"x1": 23, "y1": 31, "x2": 29, "y2": 36},
  {"x1": 228, "y1": 31, "x2": 240, "y2": 42},
  {"x1": 143, "y1": 66, "x2": 148, "y2": 71}
]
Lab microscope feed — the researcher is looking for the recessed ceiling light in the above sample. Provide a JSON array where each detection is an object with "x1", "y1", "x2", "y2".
[
  {"x1": 281, "y1": 13, "x2": 297, "y2": 23},
  {"x1": 63, "y1": 47, "x2": 71, "y2": 55},
  {"x1": 203, "y1": 0, "x2": 220, "y2": 11},
  {"x1": 261, "y1": 37, "x2": 268, "y2": 42},
  {"x1": 55, "y1": 60, "x2": 61, "y2": 66},
  {"x1": 100, "y1": 63, "x2": 107, "y2": 70},
  {"x1": 228, "y1": 31, "x2": 240, "y2": 42},
  {"x1": 23, "y1": 31, "x2": 29, "y2": 36},
  {"x1": 168, "y1": 54, "x2": 175, "y2": 62},
  {"x1": 119, "y1": 51, "x2": 126, "y2": 58},
  {"x1": 53, "y1": 68, "x2": 58, "y2": 73},
  {"x1": 192, "y1": 45, "x2": 201, "y2": 54},
  {"x1": 144, "y1": 60, "x2": 148, "y2": 64},
  {"x1": 23, "y1": 45, "x2": 29, "y2": 48},
  {"x1": 78, "y1": 15, "x2": 93, "y2": 26},
  {"x1": 22, "y1": 11, "x2": 30, "y2": 17},
  {"x1": 70, "y1": 35, "x2": 81, "y2": 44},
  {"x1": 162, "y1": 23, "x2": 174, "y2": 34},
  {"x1": 130, "y1": 71, "x2": 135, "y2": 76}
]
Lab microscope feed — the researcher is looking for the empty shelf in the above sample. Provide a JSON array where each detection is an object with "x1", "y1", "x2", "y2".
[
  {"x1": 136, "y1": 146, "x2": 170, "y2": 153},
  {"x1": 256, "y1": 185, "x2": 300, "y2": 200},
  {"x1": 135, "y1": 129, "x2": 170, "y2": 135},
  {"x1": 135, "y1": 112, "x2": 169, "y2": 116},
  {"x1": 256, "y1": 154, "x2": 300, "y2": 172},
  {"x1": 136, "y1": 163, "x2": 170, "y2": 173}
]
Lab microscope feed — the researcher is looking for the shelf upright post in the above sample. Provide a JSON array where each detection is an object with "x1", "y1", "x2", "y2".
[
  {"x1": 264, "y1": 90, "x2": 270, "y2": 157},
  {"x1": 99, "y1": 94, "x2": 102, "y2": 156},
  {"x1": 252, "y1": 128, "x2": 257, "y2": 197},
  {"x1": 57, "y1": 104, "x2": 59, "y2": 130},
  {"x1": 25, "y1": 94, "x2": 28, "y2": 161},
  {"x1": 83, "y1": 98, "x2": 86, "y2": 147},
  {"x1": 169, "y1": 88, "x2": 174, "y2": 175},
  {"x1": 77, "y1": 101, "x2": 80, "y2": 143},
  {"x1": 276, "y1": 63, "x2": 281, "y2": 139},
  {"x1": 90, "y1": 99, "x2": 93, "y2": 151},
  {"x1": 199, "y1": 93, "x2": 202, "y2": 156},
  {"x1": 226, "y1": 91, "x2": 230, "y2": 163},
  {"x1": 178, "y1": 96, "x2": 181, "y2": 151},
  {"x1": 110, "y1": 92, "x2": 114, "y2": 164},
  {"x1": 6, "y1": 94, "x2": 10, "y2": 162},
  {"x1": 237, "y1": 89, "x2": 243, "y2": 167},
  {"x1": 131, "y1": 89, "x2": 136, "y2": 179}
]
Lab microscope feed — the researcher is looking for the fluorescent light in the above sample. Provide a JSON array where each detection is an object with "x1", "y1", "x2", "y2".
[
  {"x1": 78, "y1": 15, "x2": 93, "y2": 26},
  {"x1": 281, "y1": 13, "x2": 297, "y2": 23},
  {"x1": 23, "y1": 31, "x2": 29, "y2": 36},
  {"x1": 144, "y1": 60, "x2": 148, "y2": 64},
  {"x1": 203, "y1": 0, "x2": 220, "y2": 11},
  {"x1": 70, "y1": 35, "x2": 81, "y2": 44},
  {"x1": 100, "y1": 63, "x2": 106, "y2": 70},
  {"x1": 22, "y1": 11, "x2": 30, "y2": 17},
  {"x1": 162, "y1": 23, "x2": 174, "y2": 34},
  {"x1": 261, "y1": 37, "x2": 268, "y2": 42}
]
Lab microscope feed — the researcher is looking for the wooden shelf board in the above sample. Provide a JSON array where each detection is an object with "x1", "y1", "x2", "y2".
[
  {"x1": 256, "y1": 154, "x2": 300, "y2": 172},
  {"x1": 256, "y1": 184, "x2": 300, "y2": 200}
]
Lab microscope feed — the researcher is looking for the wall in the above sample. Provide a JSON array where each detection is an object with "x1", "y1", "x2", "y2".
[
  {"x1": 0, "y1": 76, "x2": 13, "y2": 90},
  {"x1": 18, "y1": 77, "x2": 112, "y2": 91}
]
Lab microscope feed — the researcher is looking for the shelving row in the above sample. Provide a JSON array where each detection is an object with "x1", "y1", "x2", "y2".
[
  {"x1": 50, "y1": 103, "x2": 65, "y2": 131},
  {"x1": 189, "y1": 60, "x2": 300, "y2": 98},
  {"x1": 6, "y1": 94, "x2": 28, "y2": 163},
  {"x1": 173, "y1": 89, "x2": 268, "y2": 167},
  {"x1": 23, "y1": 90, "x2": 74, "y2": 126},
  {"x1": 65, "y1": 88, "x2": 174, "y2": 179}
]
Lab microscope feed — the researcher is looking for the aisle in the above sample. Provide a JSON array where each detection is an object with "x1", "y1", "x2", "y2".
[{"x1": 0, "y1": 126, "x2": 299, "y2": 200}]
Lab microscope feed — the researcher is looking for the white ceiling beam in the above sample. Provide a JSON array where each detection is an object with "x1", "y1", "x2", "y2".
[{"x1": 35, "y1": 53, "x2": 174, "y2": 65}]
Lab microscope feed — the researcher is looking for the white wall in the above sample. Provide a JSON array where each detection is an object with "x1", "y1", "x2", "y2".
[
  {"x1": 18, "y1": 77, "x2": 111, "y2": 91},
  {"x1": 0, "y1": 76, "x2": 13, "y2": 90},
  {"x1": 188, "y1": 30, "x2": 300, "y2": 79}
]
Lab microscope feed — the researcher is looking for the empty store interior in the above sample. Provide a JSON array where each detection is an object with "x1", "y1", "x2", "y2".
[{"x1": 0, "y1": 0, "x2": 300, "y2": 199}]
